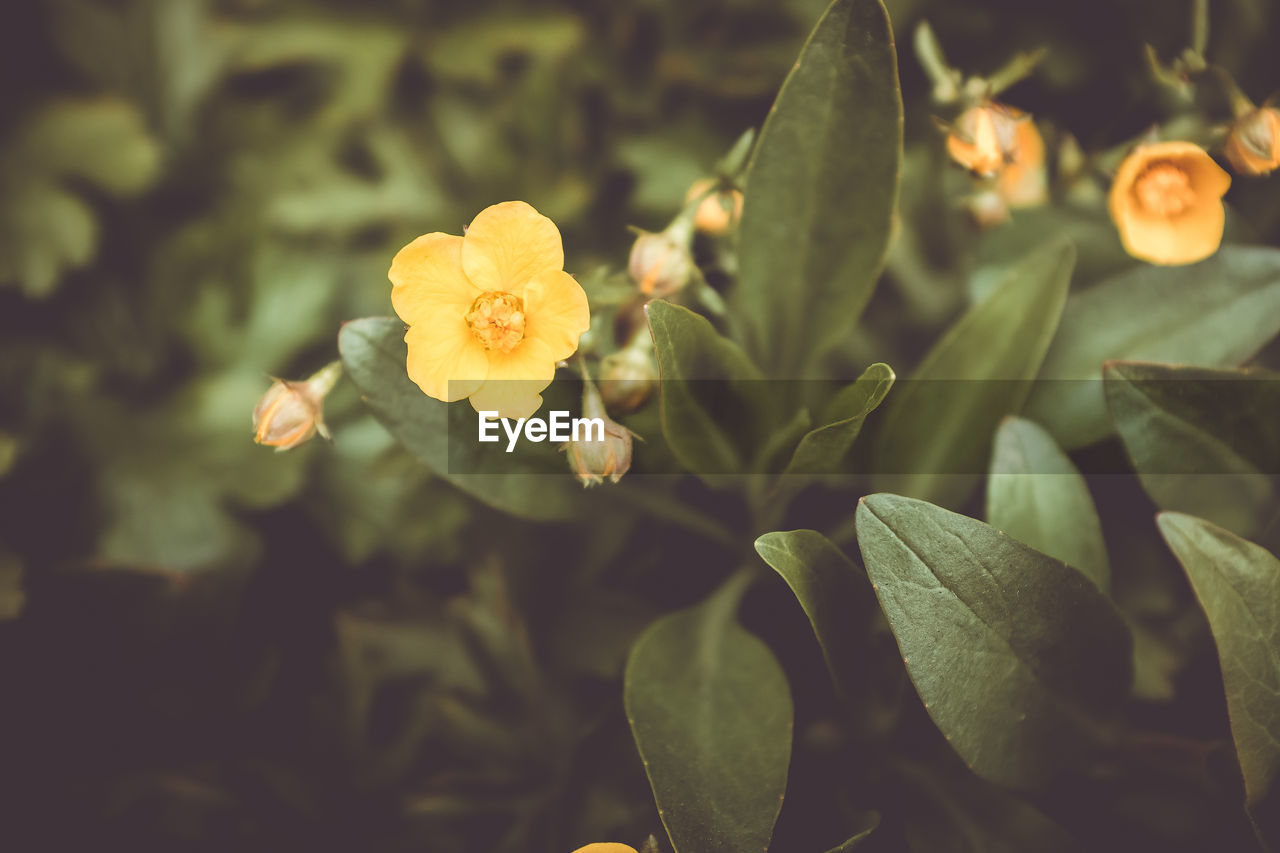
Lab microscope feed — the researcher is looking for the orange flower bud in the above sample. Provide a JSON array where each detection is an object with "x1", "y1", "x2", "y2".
[
  {"x1": 946, "y1": 102, "x2": 1028, "y2": 177},
  {"x1": 563, "y1": 388, "x2": 634, "y2": 486},
  {"x1": 685, "y1": 178, "x2": 744, "y2": 235},
  {"x1": 252, "y1": 361, "x2": 341, "y2": 451},
  {"x1": 1224, "y1": 106, "x2": 1280, "y2": 176},
  {"x1": 599, "y1": 338, "x2": 658, "y2": 414},
  {"x1": 1108, "y1": 141, "x2": 1231, "y2": 266},
  {"x1": 628, "y1": 231, "x2": 694, "y2": 298}
]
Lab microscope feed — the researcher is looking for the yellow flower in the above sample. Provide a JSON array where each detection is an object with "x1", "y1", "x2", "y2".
[
  {"x1": 570, "y1": 845, "x2": 638, "y2": 853},
  {"x1": 685, "y1": 178, "x2": 744, "y2": 235},
  {"x1": 252, "y1": 361, "x2": 341, "y2": 451},
  {"x1": 946, "y1": 102, "x2": 1027, "y2": 177},
  {"x1": 389, "y1": 202, "x2": 590, "y2": 419},
  {"x1": 1108, "y1": 141, "x2": 1231, "y2": 266},
  {"x1": 1224, "y1": 106, "x2": 1280, "y2": 176}
]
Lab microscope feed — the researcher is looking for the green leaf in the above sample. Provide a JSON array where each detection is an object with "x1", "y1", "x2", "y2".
[
  {"x1": 338, "y1": 317, "x2": 583, "y2": 521},
  {"x1": 782, "y1": 363, "x2": 895, "y2": 477},
  {"x1": 0, "y1": 550, "x2": 25, "y2": 622},
  {"x1": 754, "y1": 530, "x2": 876, "y2": 705},
  {"x1": 734, "y1": 0, "x2": 902, "y2": 374},
  {"x1": 986, "y1": 416, "x2": 1110, "y2": 592},
  {"x1": 1026, "y1": 247, "x2": 1280, "y2": 449},
  {"x1": 872, "y1": 240, "x2": 1075, "y2": 507},
  {"x1": 647, "y1": 300, "x2": 767, "y2": 476},
  {"x1": 855, "y1": 493, "x2": 1132, "y2": 788},
  {"x1": 1105, "y1": 361, "x2": 1280, "y2": 538},
  {"x1": 1157, "y1": 513, "x2": 1280, "y2": 847},
  {"x1": 625, "y1": 577, "x2": 793, "y2": 853}
]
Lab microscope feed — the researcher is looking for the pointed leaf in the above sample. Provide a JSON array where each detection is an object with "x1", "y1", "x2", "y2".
[
  {"x1": 625, "y1": 579, "x2": 794, "y2": 853},
  {"x1": 735, "y1": 0, "x2": 902, "y2": 374},
  {"x1": 783, "y1": 363, "x2": 895, "y2": 477},
  {"x1": 855, "y1": 493, "x2": 1132, "y2": 788},
  {"x1": 1027, "y1": 247, "x2": 1280, "y2": 449},
  {"x1": 872, "y1": 240, "x2": 1075, "y2": 507},
  {"x1": 1157, "y1": 513, "x2": 1280, "y2": 848},
  {"x1": 647, "y1": 300, "x2": 767, "y2": 476},
  {"x1": 986, "y1": 416, "x2": 1110, "y2": 591},
  {"x1": 1106, "y1": 361, "x2": 1280, "y2": 538}
]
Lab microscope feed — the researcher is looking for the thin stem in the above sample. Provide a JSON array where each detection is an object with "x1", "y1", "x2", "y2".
[{"x1": 1191, "y1": 0, "x2": 1209, "y2": 59}]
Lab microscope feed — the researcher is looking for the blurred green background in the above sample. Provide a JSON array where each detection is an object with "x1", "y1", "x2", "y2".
[{"x1": 2, "y1": 0, "x2": 1278, "y2": 851}]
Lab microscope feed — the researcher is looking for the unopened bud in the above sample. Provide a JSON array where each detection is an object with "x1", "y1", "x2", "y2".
[
  {"x1": 599, "y1": 338, "x2": 658, "y2": 414},
  {"x1": 1224, "y1": 106, "x2": 1280, "y2": 176},
  {"x1": 628, "y1": 230, "x2": 694, "y2": 298},
  {"x1": 685, "y1": 178, "x2": 744, "y2": 235},
  {"x1": 252, "y1": 361, "x2": 341, "y2": 451},
  {"x1": 946, "y1": 102, "x2": 1029, "y2": 177},
  {"x1": 564, "y1": 387, "x2": 635, "y2": 486}
]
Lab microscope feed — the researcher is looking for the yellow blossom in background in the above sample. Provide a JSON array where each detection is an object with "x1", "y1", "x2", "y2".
[
  {"x1": 389, "y1": 201, "x2": 590, "y2": 419},
  {"x1": 1108, "y1": 141, "x2": 1231, "y2": 266},
  {"x1": 997, "y1": 116, "x2": 1048, "y2": 207},
  {"x1": 570, "y1": 844, "x2": 639, "y2": 853},
  {"x1": 685, "y1": 178, "x2": 744, "y2": 235},
  {"x1": 1224, "y1": 106, "x2": 1280, "y2": 176},
  {"x1": 946, "y1": 101, "x2": 1028, "y2": 177},
  {"x1": 252, "y1": 361, "x2": 341, "y2": 451}
]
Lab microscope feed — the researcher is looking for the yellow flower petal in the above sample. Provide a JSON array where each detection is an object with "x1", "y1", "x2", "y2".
[
  {"x1": 461, "y1": 201, "x2": 564, "y2": 295},
  {"x1": 405, "y1": 314, "x2": 488, "y2": 403},
  {"x1": 570, "y1": 845, "x2": 639, "y2": 853},
  {"x1": 389, "y1": 233, "x2": 479, "y2": 326},
  {"x1": 524, "y1": 268, "x2": 590, "y2": 362},
  {"x1": 1117, "y1": 203, "x2": 1225, "y2": 266},
  {"x1": 467, "y1": 336, "x2": 556, "y2": 419}
]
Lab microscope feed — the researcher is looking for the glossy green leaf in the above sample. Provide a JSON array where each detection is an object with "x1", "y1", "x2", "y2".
[
  {"x1": 625, "y1": 578, "x2": 794, "y2": 853},
  {"x1": 783, "y1": 363, "x2": 895, "y2": 477},
  {"x1": 338, "y1": 316, "x2": 583, "y2": 520},
  {"x1": 1026, "y1": 247, "x2": 1280, "y2": 449},
  {"x1": 986, "y1": 416, "x2": 1110, "y2": 591},
  {"x1": 1105, "y1": 361, "x2": 1280, "y2": 538},
  {"x1": 872, "y1": 240, "x2": 1075, "y2": 507},
  {"x1": 1157, "y1": 513, "x2": 1280, "y2": 847},
  {"x1": 735, "y1": 0, "x2": 902, "y2": 374},
  {"x1": 647, "y1": 300, "x2": 767, "y2": 476},
  {"x1": 855, "y1": 493, "x2": 1132, "y2": 788}
]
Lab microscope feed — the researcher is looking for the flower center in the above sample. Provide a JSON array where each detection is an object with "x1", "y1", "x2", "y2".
[
  {"x1": 466, "y1": 291, "x2": 526, "y2": 353},
  {"x1": 1133, "y1": 162, "x2": 1196, "y2": 217}
]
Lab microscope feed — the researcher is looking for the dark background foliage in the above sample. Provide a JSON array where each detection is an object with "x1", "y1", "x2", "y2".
[{"x1": 1, "y1": 0, "x2": 1278, "y2": 851}]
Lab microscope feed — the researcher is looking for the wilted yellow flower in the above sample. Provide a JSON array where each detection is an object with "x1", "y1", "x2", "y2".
[
  {"x1": 390, "y1": 202, "x2": 590, "y2": 419},
  {"x1": 1108, "y1": 141, "x2": 1231, "y2": 266},
  {"x1": 628, "y1": 230, "x2": 694, "y2": 298},
  {"x1": 685, "y1": 178, "x2": 744, "y2": 235},
  {"x1": 252, "y1": 361, "x2": 341, "y2": 451},
  {"x1": 570, "y1": 846, "x2": 638, "y2": 853},
  {"x1": 564, "y1": 388, "x2": 635, "y2": 486},
  {"x1": 946, "y1": 102, "x2": 1028, "y2": 177},
  {"x1": 1224, "y1": 106, "x2": 1280, "y2": 176}
]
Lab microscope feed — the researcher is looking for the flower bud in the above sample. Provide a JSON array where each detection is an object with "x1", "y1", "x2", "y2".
[
  {"x1": 599, "y1": 338, "x2": 658, "y2": 415},
  {"x1": 1224, "y1": 106, "x2": 1280, "y2": 176},
  {"x1": 252, "y1": 361, "x2": 341, "y2": 451},
  {"x1": 564, "y1": 387, "x2": 634, "y2": 486},
  {"x1": 685, "y1": 178, "x2": 744, "y2": 235},
  {"x1": 628, "y1": 230, "x2": 694, "y2": 298},
  {"x1": 946, "y1": 102, "x2": 1029, "y2": 177}
]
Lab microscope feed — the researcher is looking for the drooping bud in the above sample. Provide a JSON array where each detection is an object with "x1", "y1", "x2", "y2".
[
  {"x1": 1224, "y1": 106, "x2": 1280, "y2": 176},
  {"x1": 685, "y1": 178, "x2": 744, "y2": 235},
  {"x1": 628, "y1": 218, "x2": 695, "y2": 298},
  {"x1": 599, "y1": 335, "x2": 658, "y2": 415},
  {"x1": 946, "y1": 102, "x2": 1030, "y2": 177},
  {"x1": 564, "y1": 383, "x2": 635, "y2": 487},
  {"x1": 252, "y1": 361, "x2": 341, "y2": 451}
]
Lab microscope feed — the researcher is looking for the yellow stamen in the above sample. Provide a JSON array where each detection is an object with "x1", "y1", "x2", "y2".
[
  {"x1": 1133, "y1": 162, "x2": 1196, "y2": 217},
  {"x1": 466, "y1": 291, "x2": 526, "y2": 353}
]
